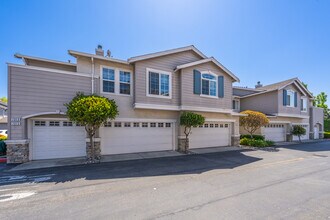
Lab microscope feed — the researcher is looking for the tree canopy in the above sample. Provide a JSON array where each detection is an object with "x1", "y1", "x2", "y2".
[
  {"x1": 291, "y1": 125, "x2": 306, "y2": 142},
  {"x1": 0, "y1": 97, "x2": 7, "y2": 103},
  {"x1": 240, "y1": 110, "x2": 269, "y2": 137}
]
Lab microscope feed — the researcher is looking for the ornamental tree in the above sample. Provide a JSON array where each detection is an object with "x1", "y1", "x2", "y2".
[
  {"x1": 291, "y1": 125, "x2": 306, "y2": 142},
  {"x1": 180, "y1": 112, "x2": 205, "y2": 153},
  {"x1": 65, "y1": 92, "x2": 118, "y2": 162},
  {"x1": 240, "y1": 110, "x2": 269, "y2": 138}
]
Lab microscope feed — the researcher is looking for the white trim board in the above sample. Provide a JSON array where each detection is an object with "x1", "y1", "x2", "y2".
[
  {"x1": 14, "y1": 53, "x2": 76, "y2": 66},
  {"x1": 22, "y1": 111, "x2": 66, "y2": 119},
  {"x1": 7, "y1": 63, "x2": 98, "y2": 78},
  {"x1": 145, "y1": 68, "x2": 172, "y2": 99}
]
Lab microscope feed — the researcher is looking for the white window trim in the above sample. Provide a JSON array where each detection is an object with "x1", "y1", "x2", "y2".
[
  {"x1": 286, "y1": 90, "x2": 295, "y2": 108},
  {"x1": 301, "y1": 97, "x2": 308, "y2": 112},
  {"x1": 146, "y1": 68, "x2": 172, "y2": 99},
  {"x1": 200, "y1": 71, "x2": 218, "y2": 98},
  {"x1": 100, "y1": 65, "x2": 133, "y2": 96},
  {"x1": 233, "y1": 100, "x2": 240, "y2": 110}
]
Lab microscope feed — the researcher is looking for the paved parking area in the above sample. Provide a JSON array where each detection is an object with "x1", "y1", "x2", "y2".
[{"x1": 0, "y1": 141, "x2": 330, "y2": 220}]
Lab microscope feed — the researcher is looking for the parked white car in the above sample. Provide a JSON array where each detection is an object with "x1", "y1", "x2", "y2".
[{"x1": 0, "y1": 130, "x2": 7, "y2": 137}]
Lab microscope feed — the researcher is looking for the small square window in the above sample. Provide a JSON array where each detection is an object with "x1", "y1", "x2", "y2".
[
  {"x1": 49, "y1": 121, "x2": 60, "y2": 126},
  {"x1": 150, "y1": 123, "x2": 156, "y2": 127},
  {"x1": 204, "y1": 124, "x2": 209, "y2": 128},
  {"x1": 63, "y1": 121, "x2": 73, "y2": 127},
  {"x1": 215, "y1": 124, "x2": 219, "y2": 128},
  {"x1": 76, "y1": 123, "x2": 83, "y2": 127},
  {"x1": 210, "y1": 124, "x2": 214, "y2": 128},
  {"x1": 142, "y1": 122, "x2": 148, "y2": 127},
  {"x1": 133, "y1": 122, "x2": 140, "y2": 127},
  {"x1": 220, "y1": 124, "x2": 224, "y2": 128},
  {"x1": 114, "y1": 122, "x2": 122, "y2": 127},
  {"x1": 158, "y1": 123, "x2": 164, "y2": 127},
  {"x1": 165, "y1": 123, "x2": 171, "y2": 128},
  {"x1": 225, "y1": 124, "x2": 229, "y2": 128},
  {"x1": 104, "y1": 122, "x2": 112, "y2": 127},
  {"x1": 124, "y1": 122, "x2": 131, "y2": 127},
  {"x1": 199, "y1": 125, "x2": 203, "y2": 128}
]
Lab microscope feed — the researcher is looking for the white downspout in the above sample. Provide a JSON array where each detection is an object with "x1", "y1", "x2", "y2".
[{"x1": 91, "y1": 57, "x2": 94, "y2": 94}]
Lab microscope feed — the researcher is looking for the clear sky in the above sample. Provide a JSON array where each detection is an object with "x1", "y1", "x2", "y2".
[{"x1": 1, "y1": 0, "x2": 329, "y2": 103}]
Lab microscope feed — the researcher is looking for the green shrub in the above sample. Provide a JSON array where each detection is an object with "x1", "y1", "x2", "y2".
[
  {"x1": 0, "y1": 141, "x2": 6, "y2": 155},
  {"x1": 240, "y1": 134, "x2": 265, "y2": 140},
  {"x1": 240, "y1": 137, "x2": 274, "y2": 148},
  {"x1": 325, "y1": 119, "x2": 330, "y2": 132},
  {"x1": 324, "y1": 132, "x2": 330, "y2": 139}
]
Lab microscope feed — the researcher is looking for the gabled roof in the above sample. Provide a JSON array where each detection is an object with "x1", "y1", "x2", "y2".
[
  {"x1": 174, "y1": 57, "x2": 240, "y2": 82},
  {"x1": 239, "y1": 77, "x2": 314, "y2": 99},
  {"x1": 15, "y1": 53, "x2": 76, "y2": 66},
  {"x1": 128, "y1": 45, "x2": 207, "y2": 63},
  {"x1": 68, "y1": 50, "x2": 129, "y2": 65}
]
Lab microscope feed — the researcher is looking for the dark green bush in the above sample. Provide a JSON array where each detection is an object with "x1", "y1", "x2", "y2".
[
  {"x1": 240, "y1": 137, "x2": 274, "y2": 148},
  {"x1": 324, "y1": 132, "x2": 330, "y2": 139},
  {"x1": 0, "y1": 141, "x2": 6, "y2": 156},
  {"x1": 240, "y1": 134, "x2": 265, "y2": 141},
  {"x1": 325, "y1": 119, "x2": 330, "y2": 132}
]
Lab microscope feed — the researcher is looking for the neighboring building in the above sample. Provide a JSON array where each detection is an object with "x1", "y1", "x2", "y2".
[
  {"x1": 234, "y1": 78, "x2": 324, "y2": 142},
  {"x1": 0, "y1": 101, "x2": 8, "y2": 130},
  {"x1": 6, "y1": 45, "x2": 243, "y2": 163}
]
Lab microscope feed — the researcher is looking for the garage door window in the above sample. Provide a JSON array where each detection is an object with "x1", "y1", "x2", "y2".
[
  {"x1": 114, "y1": 122, "x2": 122, "y2": 127},
  {"x1": 49, "y1": 121, "x2": 60, "y2": 126},
  {"x1": 142, "y1": 123, "x2": 148, "y2": 127},
  {"x1": 133, "y1": 122, "x2": 140, "y2": 127},
  {"x1": 34, "y1": 121, "x2": 46, "y2": 126},
  {"x1": 124, "y1": 122, "x2": 131, "y2": 127},
  {"x1": 63, "y1": 121, "x2": 73, "y2": 127},
  {"x1": 166, "y1": 123, "x2": 171, "y2": 128}
]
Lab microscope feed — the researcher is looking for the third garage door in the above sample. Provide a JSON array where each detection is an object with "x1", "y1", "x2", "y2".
[
  {"x1": 189, "y1": 122, "x2": 230, "y2": 149},
  {"x1": 100, "y1": 121, "x2": 174, "y2": 155}
]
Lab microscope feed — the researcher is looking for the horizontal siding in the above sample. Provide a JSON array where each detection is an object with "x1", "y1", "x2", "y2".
[
  {"x1": 240, "y1": 90, "x2": 278, "y2": 114},
  {"x1": 181, "y1": 62, "x2": 233, "y2": 109},
  {"x1": 9, "y1": 66, "x2": 92, "y2": 139},
  {"x1": 27, "y1": 60, "x2": 76, "y2": 72},
  {"x1": 135, "y1": 51, "x2": 202, "y2": 106}
]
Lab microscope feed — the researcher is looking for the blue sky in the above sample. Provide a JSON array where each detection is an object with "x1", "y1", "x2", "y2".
[{"x1": 1, "y1": 0, "x2": 329, "y2": 103}]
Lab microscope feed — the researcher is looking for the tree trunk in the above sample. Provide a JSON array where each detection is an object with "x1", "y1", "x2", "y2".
[{"x1": 183, "y1": 126, "x2": 191, "y2": 154}]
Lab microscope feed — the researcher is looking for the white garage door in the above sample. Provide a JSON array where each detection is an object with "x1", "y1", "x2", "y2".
[
  {"x1": 100, "y1": 121, "x2": 174, "y2": 155},
  {"x1": 33, "y1": 120, "x2": 86, "y2": 160},
  {"x1": 189, "y1": 122, "x2": 230, "y2": 149},
  {"x1": 263, "y1": 124, "x2": 286, "y2": 142},
  {"x1": 293, "y1": 124, "x2": 309, "y2": 141}
]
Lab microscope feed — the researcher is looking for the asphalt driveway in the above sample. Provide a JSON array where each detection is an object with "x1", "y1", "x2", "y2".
[{"x1": 1, "y1": 141, "x2": 330, "y2": 219}]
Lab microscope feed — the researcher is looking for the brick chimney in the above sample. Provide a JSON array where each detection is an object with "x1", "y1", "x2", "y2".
[{"x1": 95, "y1": 45, "x2": 104, "y2": 56}]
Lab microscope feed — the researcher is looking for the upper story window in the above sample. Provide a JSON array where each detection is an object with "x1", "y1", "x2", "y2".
[
  {"x1": 301, "y1": 98, "x2": 307, "y2": 112},
  {"x1": 286, "y1": 90, "x2": 295, "y2": 107},
  {"x1": 146, "y1": 68, "x2": 171, "y2": 99},
  {"x1": 232, "y1": 100, "x2": 239, "y2": 110},
  {"x1": 102, "y1": 68, "x2": 115, "y2": 93},
  {"x1": 120, "y1": 71, "x2": 131, "y2": 95},
  {"x1": 102, "y1": 67, "x2": 131, "y2": 95},
  {"x1": 201, "y1": 73, "x2": 217, "y2": 97}
]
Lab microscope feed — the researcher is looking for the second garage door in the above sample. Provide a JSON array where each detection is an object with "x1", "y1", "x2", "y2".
[
  {"x1": 189, "y1": 122, "x2": 230, "y2": 149},
  {"x1": 100, "y1": 121, "x2": 174, "y2": 155},
  {"x1": 263, "y1": 124, "x2": 286, "y2": 142}
]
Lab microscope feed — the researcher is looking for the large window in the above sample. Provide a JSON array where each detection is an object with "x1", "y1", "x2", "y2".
[
  {"x1": 286, "y1": 90, "x2": 295, "y2": 107},
  {"x1": 102, "y1": 67, "x2": 131, "y2": 95},
  {"x1": 201, "y1": 73, "x2": 217, "y2": 97},
  {"x1": 102, "y1": 68, "x2": 115, "y2": 93},
  {"x1": 301, "y1": 98, "x2": 307, "y2": 112},
  {"x1": 147, "y1": 68, "x2": 171, "y2": 98}
]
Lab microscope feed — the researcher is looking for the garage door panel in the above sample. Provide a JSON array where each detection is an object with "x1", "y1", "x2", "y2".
[
  {"x1": 263, "y1": 124, "x2": 286, "y2": 142},
  {"x1": 189, "y1": 123, "x2": 230, "y2": 149},
  {"x1": 100, "y1": 122, "x2": 174, "y2": 155},
  {"x1": 33, "y1": 121, "x2": 86, "y2": 160}
]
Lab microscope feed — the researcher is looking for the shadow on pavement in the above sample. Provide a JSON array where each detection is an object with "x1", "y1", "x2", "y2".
[{"x1": 0, "y1": 150, "x2": 261, "y2": 186}]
